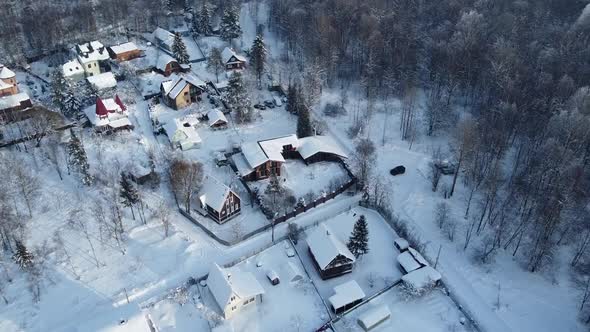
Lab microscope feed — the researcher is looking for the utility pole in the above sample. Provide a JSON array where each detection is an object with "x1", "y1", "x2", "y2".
[{"x1": 434, "y1": 245, "x2": 442, "y2": 269}]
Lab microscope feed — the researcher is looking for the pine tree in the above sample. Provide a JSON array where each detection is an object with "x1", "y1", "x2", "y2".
[
  {"x1": 226, "y1": 71, "x2": 252, "y2": 123},
  {"x1": 13, "y1": 240, "x2": 34, "y2": 270},
  {"x1": 250, "y1": 34, "x2": 267, "y2": 84},
  {"x1": 63, "y1": 89, "x2": 81, "y2": 119},
  {"x1": 220, "y1": 6, "x2": 242, "y2": 42},
  {"x1": 347, "y1": 215, "x2": 369, "y2": 258},
  {"x1": 51, "y1": 69, "x2": 68, "y2": 110},
  {"x1": 197, "y1": 2, "x2": 213, "y2": 36},
  {"x1": 286, "y1": 84, "x2": 298, "y2": 114},
  {"x1": 207, "y1": 47, "x2": 224, "y2": 83},
  {"x1": 119, "y1": 173, "x2": 140, "y2": 220},
  {"x1": 297, "y1": 104, "x2": 313, "y2": 138},
  {"x1": 67, "y1": 131, "x2": 93, "y2": 186},
  {"x1": 172, "y1": 33, "x2": 190, "y2": 64}
]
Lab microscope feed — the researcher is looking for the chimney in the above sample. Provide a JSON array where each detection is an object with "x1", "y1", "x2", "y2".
[{"x1": 227, "y1": 273, "x2": 231, "y2": 280}]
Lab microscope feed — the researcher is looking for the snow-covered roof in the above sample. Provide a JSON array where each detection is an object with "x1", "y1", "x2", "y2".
[
  {"x1": 153, "y1": 27, "x2": 175, "y2": 48},
  {"x1": 108, "y1": 117, "x2": 132, "y2": 129},
  {"x1": 163, "y1": 119, "x2": 202, "y2": 146},
  {"x1": 258, "y1": 134, "x2": 299, "y2": 162},
  {"x1": 0, "y1": 80, "x2": 11, "y2": 90},
  {"x1": 394, "y1": 238, "x2": 409, "y2": 251},
  {"x1": 109, "y1": 42, "x2": 140, "y2": 55},
  {"x1": 222, "y1": 47, "x2": 247, "y2": 64},
  {"x1": 297, "y1": 136, "x2": 348, "y2": 160},
  {"x1": 357, "y1": 305, "x2": 391, "y2": 329},
  {"x1": 207, "y1": 263, "x2": 265, "y2": 310},
  {"x1": 86, "y1": 72, "x2": 117, "y2": 90},
  {"x1": 199, "y1": 175, "x2": 236, "y2": 212},
  {"x1": 284, "y1": 261, "x2": 303, "y2": 282},
  {"x1": 161, "y1": 74, "x2": 206, "y2": 99},
  {"x1": 84, "y1": 99, "x2": 127, "y2": 127},
  {"x1": 0, "y1": 92, "x2": 30, "y2": 110},
  {"x1": 232, "y1": 153, "x2": 254, "y2": 177},
  {"x1": 78, "y1": 40, "x2": 104, "y2": 53},
  {"x1": 397, "y1": 247, "x2": 428, "y2": 273},
  {"x1": 307, "y1": 224, "x2": 355, "y2": 270},
  {"x1": 62, "y1": 59, "x2": 84, "y2": 77},
  {"x1": 328, "y1": 280, "x2": 365, "y2": 310},
  {"x1": 156, "y1": 53, "x2": 178, "y2": 71},
  {"x1": 208, "y1": 109, "x2": 228, "y2": 127},
  {"x1": 77, "y1": 41, "x2": 110, "y2": 63},
  {"x1": 0, "y1": 65, "x2": 15, "y2": 79},
  {"x1": 241, "y1": 141, "x2": 269, "y2": 169},
  {"x1": 402, "y1": 266, "x2": 442, "y2": 290},
  {"x1": 102, "y1": 98, "x2": 122, "y2": 113}
]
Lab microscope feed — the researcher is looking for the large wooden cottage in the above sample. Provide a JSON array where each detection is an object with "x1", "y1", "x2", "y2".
[
  {"x1": 222, "y1": 47, "x2": 247, "y2": 70},
  {"x1": 307, "y1": 224, "x2": 356, "y2": 279},
  {"x1": 198, "y1": 176, "x2": 241, "y2": 224},
  {"x1": 108, "y1": 42, "x2": 142, "y2": 62},
  {"x1": 160, "y1": 74, "x2": 206, "y2": 109}
]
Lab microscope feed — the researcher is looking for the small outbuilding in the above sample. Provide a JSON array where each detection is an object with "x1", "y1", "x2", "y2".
[
  {"x1": 394, "y1": 238, "x2": 409, "y2": 252},
  {"x1": 265, "y1": 269, "x2": 280, "y2": 285},
  {"x1": 108, "y1": 42, "x2": 142, "y2": 62},
  {"x1": 357, "y1": 305, "x2": 391, "y2": 331},
  {"x1": 401, "y1": 265, "x2": 442, "y2": 291},
  {"x1": 163, "y1": 118, "x2": 201, "y2": 150},
  {"x1": 328, "y1": 280, "x2": 365, "y2": 314},
  {"x1": 284, "y1": 261, "x2": 304, "y2": 283},
  {"x1": 222, "y1": 47, "x2": 247, "y2": 70},
  {"x1": 397, "y1": 247, "x2": 429, "y2": 274},
  {"x1": 207, "y1": 109, "x2": 228, "y2": 128}
]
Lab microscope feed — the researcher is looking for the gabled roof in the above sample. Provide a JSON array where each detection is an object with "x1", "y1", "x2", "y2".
[
  {"x1": 0, "y1": 92, "x2": 30, "y2": 111},
  {"x1": 307, "y1": 224, "x2": 356, "y2": 270},
  {"x1": 207, "y1": 263, "x2": 265, "y2": 310},
  {"x1": 328, "y1": 280, "x2": 365, "y2": 310},
  {"x1": 401, "y1": 266, "x2": 441, "y2": 290},
  {"x1": 258, "y1": 134, "x2": 299, "y2": 162},
  {"x1": 161, "y1": 74, "x2": 205, "y2": 100},
  {"x1": 155, "y1": 53, "x2": 178, "y2": 71},
  {"x1": 153, "y1": 27, "x2": 175, "y2": 48},
  {"x1": 397, "y1": 247, "x2": 429, "y2": 273},
  {"x1": 221, "y1": 47, "x2": 247, "y2": 64},
  {"x1": 199, "y1": 175, "x2": 237, "y2": 212},
  {"x1": 86, "y1": 72, "x2": 117, "y2": 90},
  {"x1": 109, "y1": 42, "x2": 140, "y2": 55},
  {"x1": 163, "y1": 119, "x2": 201, "y2": 145},
  {"x1": 0, "y1": 65, "x2": 16, "y2": 79},
  {"x1": 207, "y1": 109, "x2": 228, "y2": 127},
  {"x1": 297, "y1": 136, "x2": 348, "y2": 160}
]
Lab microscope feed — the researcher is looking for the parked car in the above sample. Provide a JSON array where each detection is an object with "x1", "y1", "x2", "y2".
[
  {"x1": 273, "y1": 96, "x2": 283, "y2": 107},
  {"x1": 394, "y1": 238, "x2": 409, "y2": 252},
  {"x1": 264, "y1": 100, "x2": 275, "y2": 108},
  {"x1": 390, "y1": 165, "x2": 406, "y2": 176},
  {"x1": 435, "y1": 159, "x2": 456, "y2": 175},
  {"x1": 254, "y1": 103, "x2": 263, "y2": 109}
]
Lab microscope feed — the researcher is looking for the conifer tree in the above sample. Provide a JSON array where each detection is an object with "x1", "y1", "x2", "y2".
[
  {"x1": 286, "y1": 84, "x2": 298, "y2": 115},
  {"x1": 250, "y1": 34, "x2": 267, "y2": 84},
  {"x1": 207, "y1": 47, "x2": 224, "y2": 83},
  {"x1": 119, "y1": 173, "x2": 139, "y2": 220},
  {"x1": 197, "y1": 2, "x2": 213, "y2": 36},
  {"x1": 51, "y1": 69, "x2": 68, "y2": 111},
  {"x1": 172, "y1": 33, "x2": 190, "y2": 64},
  {"x1": 63, "y1": 89, "x2": 81, "y2": 119},
  {"x1": 226, "y1": 71, "x2": 252, "y2": 123},
  {"x1": 297, "y1": 104, "x2": 313, "y2": 138},
  {"x1": 67, "y1": 131, "x2": 92, "y2": 186},
  {"x1": 13, "y1": 240, "x2": 34, "y2": 270},
  {"x1": 220, "y1": 6, "x2": 242, "y2": 42},
  {"x1": 347, "y1": 215, "x2": 369, "y2": 258}
]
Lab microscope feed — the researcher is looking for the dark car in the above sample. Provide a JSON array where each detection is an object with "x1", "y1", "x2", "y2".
[
  {"x1": 390, "y1": 166, "x2": 406, "y2": 176},
  {"x1": 254, "y1": 103, "x2": 263, "y2": 109},
  {"x1": 264, "y1": 100, "x2": 275, "y2": 108}
]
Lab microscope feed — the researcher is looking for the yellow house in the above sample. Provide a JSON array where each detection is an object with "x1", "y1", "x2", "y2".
[{"x1": 160, "y1": 74, "x2": 206, "y2": 110}]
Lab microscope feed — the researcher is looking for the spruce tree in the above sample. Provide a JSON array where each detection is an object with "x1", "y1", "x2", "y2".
[
  {"x1": 63, "y1": 89, "x2": 81, "y2": 119},
  {"x1": 51, "y1": 69, "x2": 68, "y2": 111},
  {"x1": 250, "y1": 34, "x2": 267, "y2": 84},
  {"x1": 220, "y1": 6, "x2": 242, "y2": 42},
  {"x1": 198, "y1": 2, "x2": 212, "y2": 36},
  {"x1": 68, "y1": 131, "x2": 93, "y2": 186},
  {"x1": 286, "y1": 84, "x2": 298, "y2": 114},
  {"x1": 207, "y1": 47, "x2": 224, "y2": 83},
  {"x1": 226, "y1": 71, "x2": 252, "y2": 123},
  {"x1": 347, "y1": 215, "x2": 369, "y2": 258},
  {"x1": 119, "y1": 173, "x2": 139, "y2": 220},
  {"x1": 13, "y1": 240, "x2": 34, "y2": 270},
  {"x1": 172, "y1": 33, "x2": 190, "y2": 64},
  {"x1": 297, "y1": 103, "x2": 313, "y2": 138}
]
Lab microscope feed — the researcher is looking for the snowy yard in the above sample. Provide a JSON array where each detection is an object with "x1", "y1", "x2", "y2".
[
  {"x1": 333, "y1": 287, "x2": 474, "y2": 332},
  {"x1": 249, "y1": 159, "x2": 351, "y2": 201},
  {"x1": 295, "y1": 207, "x2": 403, "y2": 314}
]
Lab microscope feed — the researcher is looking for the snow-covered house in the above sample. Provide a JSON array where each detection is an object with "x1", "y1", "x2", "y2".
[
  {"x1": 207, "y1": 263, "x2": 265, "y2": 319},
  {"x1": 76, "y1": 41, "x2": 110, "y2": 76},
  {"x1": 328, "y1": 280, "x2": 365, "y2": 314},
  {"x1": 357, "y1": 305, "x2": 391, "y2": 331},
  {"x1": 297, "y1": 136, "x2": 348, "y2": 164},
  {"x1": 153, "y1": 27, "x2": 175, "y2": 52},
  {"x1": 222, "y1": 47, "x2": 247, "y2": 70},
  {"x1": 0, "y1": 64, "x2": 18, "y2": 96},
  {"x1": 86, "y1": 72, "x2": 117, "y2": 91},
  {"x1": 207, "y1": 109, "x2": 228, "y2": 128},
  {"x1": 0, "y1": 92, "x2": 32, "y2": 115},
  {"x1": 62, "y1": 59, "x2": 85, "y2": 82},
  {"x1": 401, "y1": 265, "x2": 442, "y2": 292},
  {"x1": 307, "y1": 224, "x2": 356, "y2": 280},
  {"x1": 84, "y1": 96, "x2": 132, "y2": 132},
  {"x1": 163, "y1": 118, "x2": 201, "y2": 150},
  {"x1": 397, "y1": 247, "x2": 429, "y2": 274},
  {"x1": 232, "y1": 134, "x2": 299, "y2": 181},
  {"x1": 155, "y1": 54, "x2": 183, "y2": 77},
  {"x1": 198, "y1": 175, "x2": 241, "y2": 224},
  {"x1": 160, "y1": 74, "x2": 206, "y2": 109},
  {"x1": 108, "y1": 42, "x2": 142, "y2": 62}
]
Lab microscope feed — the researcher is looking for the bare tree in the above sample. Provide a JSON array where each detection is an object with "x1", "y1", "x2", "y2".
[
  {"x1": 353, "y1": 138, "x2": 376, "y2": 190},
  {"x1": 153, "y1": 200, "x2": 171, "y2": 238},
  {"x1": 67, "y1": 208, "x2": 101, "y2": 268},
  {"x1": 169, "y1": 159, "x2": 204, "y2": 214},
  {"x1": 449, "y1": 118, "x2": 477, "y2": 197}
]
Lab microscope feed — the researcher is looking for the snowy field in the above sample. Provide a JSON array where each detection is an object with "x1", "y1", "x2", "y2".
[{"x1": 333, "y1": 287, "x2": 474, "y2": 332}]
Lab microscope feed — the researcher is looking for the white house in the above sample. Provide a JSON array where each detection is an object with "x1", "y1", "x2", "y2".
[
  {"x1": 221, "y1": 47, "x2": 247, "y2": 70},
  {"x1": 163, "y1": 118, "x2": 201, "y2": 150},
  {"x1": 207, "y1": 263, "x2": 265, "y2": 319},
  {"x1": 76, "y1": 41, "x2": 110, "y2": 76},
  {"x1": 62, "y1": 59, "x2": 85, "y2": 81}
]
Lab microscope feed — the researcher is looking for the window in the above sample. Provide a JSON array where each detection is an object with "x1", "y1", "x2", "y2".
[
  {"x1": 234, "y1": 204, "x2": 238, "y2": 211},
  {"x1": 231, "y1": 306, "x2": 237, "y2": 311},
  {"x1": 88, "y1": 64, "x2": 91, "y2": 69},
  {"x1": 231, "y1": 296, "x2": 235, "y2": 301}
]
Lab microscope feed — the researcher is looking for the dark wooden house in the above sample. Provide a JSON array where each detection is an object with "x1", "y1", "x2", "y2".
[
  {"x1": 307, "y1": 224, "x2": 356, "y2": 280},
  {"x1": 198, "y1": 176, "x2": 241, "y2": 224}
]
